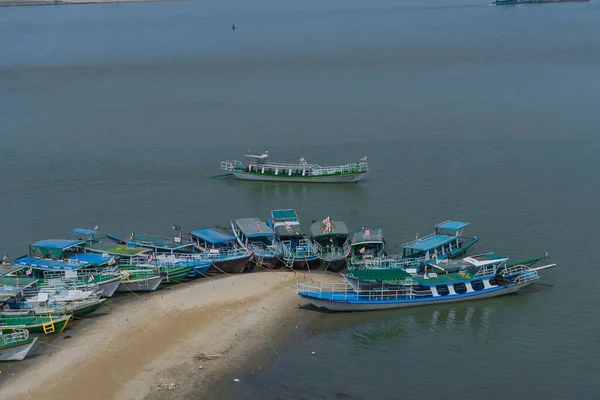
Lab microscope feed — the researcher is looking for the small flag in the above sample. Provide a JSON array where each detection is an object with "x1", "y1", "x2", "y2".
[
  {"x1": 88, "y1": 274, "x2": 95, "y2": 282},
  {"x1": 25, "y1": 268, "x2": 32, "y2": 276},
  {"x1": 128, "y1": 232, "x2": 135, "y2": 241},
  {"x1": 300, "y1": 157, "x2": 306, "y2": 164},
  {"x1": 108, "y1": 258, "x2": 115, "y2": 265},
  {"x1": 361, "y1": 156, "x2": 368, "y2": 162},
  {"x1": 255, "y1": 221, "x2": 260, "y2": 230},
  {"x1": 148, "y1": 254, "x2": 154, "y2": 263},
  {"x1": 93, "y1": 225, "x2": 99, "y2": 231}
]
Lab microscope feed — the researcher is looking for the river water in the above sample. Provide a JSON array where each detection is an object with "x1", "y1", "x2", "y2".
[{"x1": 1, "y1": 0, "x2": 599, "y2": 397}]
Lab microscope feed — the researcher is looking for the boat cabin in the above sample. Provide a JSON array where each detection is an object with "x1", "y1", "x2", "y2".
[
  {"x1": 350, "y1": 227, "x2": 385, "y2": 262},
  {"x1": 109, "y1": 232, "x2": 198, "y2": 255},
  {"x1": 310, "y1": 218, "x2": 350, "y2": 253},
  {"x1": 190, "y1": 228, "x2": 241, "y2": 253},
  {"x1": 401, "y1": 220, "x2": 477, "y2": 261},
  {"x1": 73, "y1": 228, "x2": 152, "y2": 262},
  {"x1": 232, "y1": 218, "x2": 276, "y2": 249}
]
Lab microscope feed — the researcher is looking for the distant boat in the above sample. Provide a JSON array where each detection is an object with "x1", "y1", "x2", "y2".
[
  {"x1": 0, "y1": 328, "x2": 37, "y2": 361},
  {"x1": 297, "y1": 261, "x2": 556, "y2": 312},
  {"x1": 494, "y1": 0, "x2": 589, "y2": 5},
  {"x1": 220, "y1": 153, "x2": 369, "y2": 183},
  {"x1": 231, "y1": 218, "x2": 283, "y2": 269},
  {"x1": 268, "y1": 209, "x2": 320, "y2": 269},
  {"x1": 310, "y1": 217, "x2": 351, "y2": 272}
]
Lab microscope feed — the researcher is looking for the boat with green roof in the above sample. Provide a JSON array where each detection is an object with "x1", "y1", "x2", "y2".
[
  {"x1": 310, "y1": 217, "x2": 351, "y2": 272},
  {"x1": 220, "y1": 152, "x2": 369, "y2": 183}
]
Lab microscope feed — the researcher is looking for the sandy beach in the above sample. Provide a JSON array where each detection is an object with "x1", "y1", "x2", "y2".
[{"x1": 0, "y1": 271, "x2": 321, "y2": 400}]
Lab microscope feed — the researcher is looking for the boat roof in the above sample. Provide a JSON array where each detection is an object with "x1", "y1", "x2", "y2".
[
  {"x1": 0, "y1": 277, "x2": 38, "y2": 300},
  {"x1": 234, "y1": 218, "x2": 274, "y2": 237},
  {"x1": 310, "y1": 220, "x2": 349, "y2": 238},
  {"x1": 271, "y1": 209, "x2": 299, "y2": 223},
  {"x1": 414, "y1": 271, "x2": 476, "y2": 286},
  {"x1": 434, "y1": 221, "x2": 470, "y2": 231},
  {"x1": 402, "y1": 234, "x2": 455, "y2": 252},
  {"x1": 274, "y1": 223, "x2": 305, "y2": 238},
  {"x1": 31, "y1": 239, "x2": 85, "y2": 250},
  {"x1": 345, "y1": 268, "x2": 411, "y2": 281},
  {"x1": 72, "y1": 228, "x2": 98, "y2": 236},
  {"x1": 69, "y1": 253, "x2": 116, "y2": 266},
  {"x1": 126, "y1": 234, "x2": 196, "y2": 251},
  {"x1": 190, "y1": 228, "x2": 237, "y2": 244},
  {"x1": 351, "y1": 227, "x2": 383, "y2": 245},
  {"x1": 86, "y1": 241, "x2": 151, "y2": 256},
  {"x1": 13, "y1": 256, "x2": 92, "y2": 271},
  {"x1": 245, "y1": 153, "x2": 269, "y2": 160},
  {"x1": 0, "y1": 265, "x2": 23, "y2": 277},
  {"x1": 462, "y1": 252, "x2": 508, "y2": 266}
]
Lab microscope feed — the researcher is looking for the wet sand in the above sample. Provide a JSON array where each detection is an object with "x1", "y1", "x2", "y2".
[{"x1": 0, "y1": 271, "x2": 321, "y2": 400}]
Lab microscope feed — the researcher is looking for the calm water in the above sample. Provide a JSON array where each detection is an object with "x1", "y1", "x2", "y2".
[{"x1": 1, "y1": 0, "x2": 600, "y2": 397}]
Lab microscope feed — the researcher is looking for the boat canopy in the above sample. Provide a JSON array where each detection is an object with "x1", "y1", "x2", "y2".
[
  {"x1": 235, "y1": 218, "x2": 274, "y2": 237},
  {"x1": 125, "y1": 234, "x2": 196, "y2": 251},
  {"x1": 274, "y1": 223, "x2": 305, "y2": 238},
  {"x1": 13, "y1": 256, "x2": 92, "y2": 271},
  {"x1": 244, "y1": 153, "x2": 269, "y2": 164},
  {"x1": 72, "y1": 228, "x2": 98, "y2": 236},
  {"x1": 68, "y1": 253, "x2": 116, "y2": 266},
  {"x1": 434, "y1": 221, "x2": 470, "y2": 231},
  {"x1": 310, "y1": 220, "x2": 349, "y2": 238},
  {"x1": 0, "y1": 277, "x2": 39, "y2": 301},
  {"x1": 402, "y1": 235, "x2": 456, "y2": 252},
  {"x1": 0, "y1": 265, "x2": 23, "y2": 277},
  {"x1": 346, "y1": 268, "x2": 411, "y2": 281},
  {"x1": 351, "y1": 227, "x2": 383, "y2": 245},
  {"x1": 271, "y1": 209, "x2": 299, "y2": 223},
  {"x1": 462, "y1": 252, "x2": 508, "y2": 266},
  {"x1": 413, "y1": 271, "x2": 475, "y2": 286},
  {"x1": 86, "y1": 241, "x2": 151, "y2": 257},
  {"x1": 190, "y1": 228, "x2": 237, "y2": 244},
  {"x1": 31, "y1": 239, "x2": 85, "y2": 250}
]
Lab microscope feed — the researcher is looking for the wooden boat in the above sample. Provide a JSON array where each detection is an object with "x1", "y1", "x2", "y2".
[
  {"x1": 297, "y1": 262, "x2": 556, "y2": 312},
  {"x1": 189, "y1": 228, "x2": 253, "y2": 274},
  {"x1": 0, "y1": 310, "x2": 72, "y2": 334},
  {"x1": 0, "y1": 328, "x2": 37, "y2": 361},
  {"x1": 231, "y1": 218, "x2": 283, "y2": 269},
  {"x1": 23, "y1": 284, "x2": 105, "y2": 317},
  {"x1": 310, "y1": 217, "x2": 351, "y2": 272},
  {"x1": 13, "y1": 238, "x2": 122, "y2": 297},
  {"x1": 269, "y1": 209, "x2": 320, "y2": 270},
  {"x1": 117, "y1": 265, "x2": 163, "y2": 292},
  {"x1": 220, "y1": 153, "x2": 369, "y2": 183},
  {"x1": 349, "y1": 227, "x2": 385, "y2": 265}
]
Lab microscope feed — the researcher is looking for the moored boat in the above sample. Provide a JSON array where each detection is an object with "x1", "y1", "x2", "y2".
[
  {"x1": 0, "y1": 328, "x2": 37, "y2": 361},
  {"x1": 0, "y1": 309, "x2": 72, "y2": 334},
  {"x1": 349, "y1": 227, "x2": 385, "y2": 265},
  {"x1": 310, "y1": 217, "x2": 351, "y2": 272},
  {"x1": 231, "y1": 218, "x2": 283, "y2": 269},
  {"x1": 297, "y1": 261, "x2": 556, "y2": 312},
  {"x1": 117, "y1": 265, "x2": 164, "y2": 292},
  {"x1": 220, "y1": 153, "x2": 369, "y2": 183},
  {"x1": 189, "y1": 228, "x2": 253, "y2": 274},
  {"x1": 269, "y1": 209, "x2": 320, "y2": 269}
]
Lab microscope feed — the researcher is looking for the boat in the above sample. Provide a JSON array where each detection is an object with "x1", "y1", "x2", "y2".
[
  {"x1": 297, "y1": 262, "x2": 556, "y2": 312},
  {"x1": 310, "y1": 217, "x2": 351, "y2": 272},
  {"x1": 189, "y1": 228, "x2": 253, "y2": 274},
  {"x1": 117, "y1": 265, "x2": 164, "y2": 292},
  {"x1": 23, "y1": 284, "x2": 106, "y2": 317},
  {"x1": 349, "y1": 227, "x2": 385, "y2": 265},
  {"x1": 494, "y1": 0, "x2": 588, "y2": 4},
  {"x1": 0, "y1": 309, "x2": 72, "y2": 334},
  {"x1": 220, "y1": 153, "x2": 369, "y2": 183},
  {"x1": 231, "y1": 218, "x2": 283, "y2": 269},
  {"x1": 268, "y1": 209, "x2": 320, "y2": 269},
  {"x1": 12, "y1": 238, "x2": 122, "y2": 297},
  {"x1": 0, "y1": 328, "x2": 37, "y2": 361}
]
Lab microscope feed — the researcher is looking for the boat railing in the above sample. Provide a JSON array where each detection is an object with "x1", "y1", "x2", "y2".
[
  {"x1": 0, "y1": 328, "x2": 29, "y2": 344},
  {"x1": 501, "y1": 264, "x2": 531, "y2": 276},
  {"x1": 221, "y1": 160, "x2": 244, "y2": 171},
  {"x1": 311, "y1": 162, "x2": 369, "y2": 176},
  {"x1": 281, "y1": 239, "x2": 317, "y2": 259},
  {"x1": 297, "y1": 282, "x2": 430, "y2": 301},
  {"x1": 313, "y1": 239, "x2": 350, "y2": 259},
  {"x1": 356, "y1": 255, "x2": 422, "y2": 269},
  {"x1": 510, "y1": 270, "x2": 539, "y2": 284}
]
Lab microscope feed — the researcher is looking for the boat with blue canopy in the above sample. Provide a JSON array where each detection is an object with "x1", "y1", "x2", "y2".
[
  {"x1": 310, "y1": 217, "x2": 351, "y2": 272},
  {"x1": 12, "y1": 238, "x2": 122, "y2": 298},
  {"x1": 231, "y1": 218, "x2": 283, "y2": 269},
  {"x1": 268, "y1": 209, "x2": 320, "y2": 269},
  {"x1": 296, "y1": 259, "x2": 556, "y2": 312},
  {"x1": 188, "y1": 227, "x2": 253, "y2": 274}
]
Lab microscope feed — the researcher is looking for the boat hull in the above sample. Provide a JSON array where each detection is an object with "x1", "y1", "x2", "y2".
[
  {"x1": 1, "y1": 315, "x2": 72, "y2": 333},
  {"x1": 0, "y1": 337, "x2": 37, "y2": 361},
  {"x1": 117, "y1": 276, "x2": 163, "y2": 292},
  {"x1": 66, "y1": 299, "x2": 106, "y2": 317},
  {"x1": 230, "y1": 171, "x2": 367, "y2": 183},
  {"x1": 207, "y1": 255, "x2": 252, "y2": 274},
  {"x1": 161, "y1": 266, "x2": 194, "y2": 283},
  {"x1": 287, "y1": 257, "x2": 321, "y2": 270},
  {"x1": 252, "y1": 255, "x2": 283, "y2": 270},
  {"x1": 319, "y1": 257, "x2": 348, "y2": 272},
  {"x1": 299, "y1": 281, "x2": 535, "y2": 312},
  {"x1": 76, "y1": 276, "x2": 121, "y2": 298}
]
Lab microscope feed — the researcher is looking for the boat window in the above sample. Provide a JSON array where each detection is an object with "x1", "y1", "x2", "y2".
[
  {"x1": 471, "y1": 280, "x2": 484, "y2": 291},
  {"x1": 454, "y1": 282, "x2": 467, "y2": 294},
  {"x1": 436, "y1": 285, "x2": 450, "y2": 296}
]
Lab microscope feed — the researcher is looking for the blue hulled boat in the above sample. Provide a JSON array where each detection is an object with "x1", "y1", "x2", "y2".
[{"x1": 231, "y1": 218, "x2": 283, "y2": 269}]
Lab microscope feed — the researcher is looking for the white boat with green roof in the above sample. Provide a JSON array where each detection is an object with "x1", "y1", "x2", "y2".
[{"x1": 220, "y1": 153, "x2": 369, "y2": 183}]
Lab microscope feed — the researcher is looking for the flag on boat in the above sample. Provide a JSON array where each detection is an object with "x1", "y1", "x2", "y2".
[
  {"x1": 255, "y1": 221, "x2": 260, "y2": 231},
  {"x1": 322, "y1": 216, "x2": 333, "y2": 234},
  {"x1": 108, "y1": 258, "x2": 115, "y2": 265},
  {"x1": 88, "y1": 274, "x2": 95, "y2": 282},
  {"x1": 300, "y1": 157, "x2": 306, "y2": 164},
  {"x1": 25, "y1": 268, "x2": 32, "y2": 276},
  {"x1": 93, "y1": 225, "x2": 99, "y2": 231},
  {"x1": 361, "y1": 156, "x2": 368, "y2": 162},
  {"x1": 148, "y1": 254, "x2": 154, "y2": 263},
  {"x1": 128, "y1": 232, "x2": 135, "y2": 241}
]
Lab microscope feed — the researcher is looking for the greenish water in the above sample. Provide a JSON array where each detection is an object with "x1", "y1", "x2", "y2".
[{"x1": 1, "y1": 0, "x2": 599, "y2": 397}]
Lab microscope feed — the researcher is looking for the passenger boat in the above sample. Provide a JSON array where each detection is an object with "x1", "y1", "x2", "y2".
[
  {"x1": 0, "y1": 309, "x2": 72, "y2": 334},
  {"x1": 189, "y1": 228, "x2": 253, "y2": 274},
  {"x1": 297, "y1": 262, "x2": 556, "y2": 312},
  {"x1": 349, "y1": 227, "x2": 385, "y2": 265},
  {"x1": 117, "y1": 265, "x2": 164, "y2": 292},
  {"x1": 12, "y1": 239, "x2": 122, "y2": 298},
  {"x1": 268, "y1": 209, "x2": 320, "y2": 269},
  {"x1": 310, "y1": 217, "x2": 351, "y2": 272},
  {"x1": 231, "y1": 218, "x2": 283, "y2": 269},
  {"x1": 0, "y1": 328, "x2": 37, "y2": 361},
  {"x1": 220, "y1": 153, "x2": 369, "y2": 183},
  {"x1": 23, "y1": 284, "x2": 105, "y2": 317}
]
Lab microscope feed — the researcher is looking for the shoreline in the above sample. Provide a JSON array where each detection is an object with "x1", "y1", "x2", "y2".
[{"x1": 0, "y1": 270, "x2": 322, "y2": 400}]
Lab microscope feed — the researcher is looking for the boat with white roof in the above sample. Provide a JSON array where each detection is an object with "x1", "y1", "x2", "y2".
[{"x1": 220, "y1": 152, "x2": 369, "y2": 183}]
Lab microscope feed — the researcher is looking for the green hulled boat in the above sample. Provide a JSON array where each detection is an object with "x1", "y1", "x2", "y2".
[
  {"x1": 158, "y1": 265, "x2": 194, "y2": 283},
  {"x1": 0, "y1": 311, "x2": 72, "y2": 334},
  {"x1": 118, "y1": 265, "x2": 164, "y2": 292}
]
